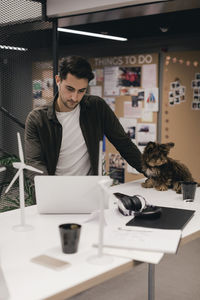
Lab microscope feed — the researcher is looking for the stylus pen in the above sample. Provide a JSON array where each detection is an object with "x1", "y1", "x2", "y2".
[{"x1": 118, "y1": 227, "x2": 153, "y2": 233}]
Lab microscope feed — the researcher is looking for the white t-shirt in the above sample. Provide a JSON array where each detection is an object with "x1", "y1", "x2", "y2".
[{"x1": 55, "y1": 105, "x2": 91, "y2": 175}]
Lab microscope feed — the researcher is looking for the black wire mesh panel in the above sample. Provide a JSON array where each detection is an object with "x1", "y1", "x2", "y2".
[
  {"x1": 0, "y1": 0, "x2": 42, "y2": 26},
  {"x1": 0, "y1": 0, "x2": 52, "y2": 211}
]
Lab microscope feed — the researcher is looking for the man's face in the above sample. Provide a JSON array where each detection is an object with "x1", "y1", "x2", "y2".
[{"x1": 56, "y1": 73, "x2": 88, "y2": 112}]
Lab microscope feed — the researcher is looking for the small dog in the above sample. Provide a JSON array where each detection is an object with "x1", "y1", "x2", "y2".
[{"x1": 141, "y1": 142, "x2": 194, "y2": 193}]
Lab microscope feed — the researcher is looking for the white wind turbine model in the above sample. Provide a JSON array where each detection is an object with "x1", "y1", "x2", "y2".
[
  {"x1": 5, "y1": 132, "x2": 43, "y2": 231},
  {"x1": 87, "y1": 140, "x2": 113, "y2": 265}
]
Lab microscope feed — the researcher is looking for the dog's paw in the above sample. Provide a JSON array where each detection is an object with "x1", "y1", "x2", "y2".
[
  {"x1": 142, "y1": 182, "x2": 149, "y2": 188},
  {"x1": 142, "y1": 178, "x2": 154, "y2": 188},
  {"x1": 155, "y1": 184, "x2": 168, "y2": 191},
  {"x1": 173, "y1": 182, "x2": 182, "y2": 193}
]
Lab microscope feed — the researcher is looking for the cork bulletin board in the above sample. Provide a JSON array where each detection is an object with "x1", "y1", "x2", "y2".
[
  {"x1": 162, "y1": 51, "x2": 200, "y2": 182},
  {"x1": 90, "y1": 53, "x2": 159, "y2": 183}
]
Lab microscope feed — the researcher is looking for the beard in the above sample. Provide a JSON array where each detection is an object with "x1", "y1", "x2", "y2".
[
  {"x1": 58, "y1": 90, "x2": 80, "y2": 112},
  {"x1": 63, "y1": 99, "x2": 79, "y2": 110}
]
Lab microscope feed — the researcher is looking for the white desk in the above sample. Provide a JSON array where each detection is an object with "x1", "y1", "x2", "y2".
[
  {"x1": 110, "y1": 180, "x2": 200, "y2": 242},
  {"x1": 110, "y1": 180, "x2": 200, "y2": 300},
  {"x1": 0, "y1": 179, "x2": 200, "y2": 300}
]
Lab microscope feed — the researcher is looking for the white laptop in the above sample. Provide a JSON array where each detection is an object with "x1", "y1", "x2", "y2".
[{"x1": 34, "y1": 175, "x2": 112, "y2": 214}]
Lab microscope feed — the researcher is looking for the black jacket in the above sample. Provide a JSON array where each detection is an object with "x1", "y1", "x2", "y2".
[{"x1": 25, "y1": 94, "x2": 142, "y2": 179}]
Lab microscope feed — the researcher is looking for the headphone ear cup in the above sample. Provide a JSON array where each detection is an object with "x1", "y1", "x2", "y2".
[
  {"x1": 121, "y1": 196, "x2": 135, "y2": 210},
  {"x1": 130, "y1": 196, "x2": 142, "y2": 211}
]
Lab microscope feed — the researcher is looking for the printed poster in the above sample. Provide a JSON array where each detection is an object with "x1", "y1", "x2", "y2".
[
  {"x1": 90, "y1": 85, "x2": 102, "y2": 97},
  {"x1": 144, "y1": 88, "x2": 159, "y2": 112},
  {"x1": 42, "y1": 70, "x2": 53, "y2": 99},
  {"x1": 142, "y1": 64, "x2": 157, "y2": 88},
  {"x1": 136, "y1": 123, "x2": 157, "y2": 152},
  {"x1": 131, "y1": 89, "x2": 145, "y2": 107},
  {"x1": 96, "y1": 69, "x2": 104, "y2": 82},
  {"x1": 109, "y1": 153, "x2": 125, "y2": 184},
  {"x1": 118, "y1": 67, "x2": 141, "y2": 87},
  {"x1": 119, "y1": 117, "x2": 137, "y2": 142},
  {"x1": 124, "y1": 101, "x2": 142, "y2": 119},
  {"x1": 104, "y1": 66, "x2": 120, "y2": 96}
]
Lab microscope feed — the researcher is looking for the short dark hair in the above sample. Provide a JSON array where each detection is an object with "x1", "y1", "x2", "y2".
[{"x1": 59, "y1": 56, "x2": 94, "y2": 82}]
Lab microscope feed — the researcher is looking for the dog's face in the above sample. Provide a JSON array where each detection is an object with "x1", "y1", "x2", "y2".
[{"x1": 142, "y1": 142, "x2": 174, "y2": 167}]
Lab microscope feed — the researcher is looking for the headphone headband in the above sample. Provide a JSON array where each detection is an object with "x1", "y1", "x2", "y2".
[{"x1": 133, "y1": 195, "x2": 147, "y2": 211}]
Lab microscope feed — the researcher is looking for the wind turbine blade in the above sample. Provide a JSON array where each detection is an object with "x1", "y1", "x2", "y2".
[
  {"x1": 0, "y1": 167, "x2": 6, "y2": 172},
  {"x1": 17, "y1": 132, "x2": 24, "y2": 163},
  {"x1": 25, "y1": 165, "x2": 43, "y2": 174},
  {"x1": 5, "y1": 168, "x2": 22, "y2": 194}
]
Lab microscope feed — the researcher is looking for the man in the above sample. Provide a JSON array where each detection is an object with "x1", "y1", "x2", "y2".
[{"x1": 25, "y1": 56, "x2": 143, "y2": 179}]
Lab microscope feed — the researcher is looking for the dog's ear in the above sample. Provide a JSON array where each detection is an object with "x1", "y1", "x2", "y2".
[
  {"x1": 160, "y1": 142, "x2": 174, "y2": 154},
  {"x1": 146, "y1": 141, "x2": 155, "y2": 149},
  {"x1": 162, "y1": 142, "x2": 174, "y2": 154},
  {"x1": 166, "y1": 142, "x2": 175, "y2": 150}
]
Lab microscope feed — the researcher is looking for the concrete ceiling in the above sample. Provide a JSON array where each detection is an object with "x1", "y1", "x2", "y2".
[
  {"x1": 55, "y1": 0, "x2": 200, "y2": 45},
  {"x1": 58, "y1": 0, "x2": 200, "y2": 28}
]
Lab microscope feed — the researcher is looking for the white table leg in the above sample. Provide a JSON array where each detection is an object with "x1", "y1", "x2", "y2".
[{"x1": 148, "y1": 263, "x2": 155, "y2": 300}]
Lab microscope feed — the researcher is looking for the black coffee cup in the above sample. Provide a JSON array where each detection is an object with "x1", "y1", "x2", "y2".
[
  {"x1": 59, "y1": 223, "x2": 81, "y2": 254},
  {"x1": 181, "y1": 182, "x2": 197, "y2": 202}
]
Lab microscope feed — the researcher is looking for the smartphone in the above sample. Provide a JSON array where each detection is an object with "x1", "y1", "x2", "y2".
[{"x1": 30, "y1": 255, "x2": 70, "y2": 270}]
